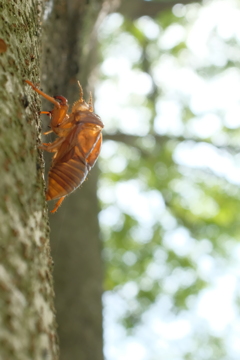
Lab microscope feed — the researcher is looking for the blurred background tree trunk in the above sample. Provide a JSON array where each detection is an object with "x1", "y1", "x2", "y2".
[
  {"x1": 41, "y1": 1, "x2": 118, "y2": 359},
  {"x1": 0, "y1": 1, "x2": 58, "y2": 359}
]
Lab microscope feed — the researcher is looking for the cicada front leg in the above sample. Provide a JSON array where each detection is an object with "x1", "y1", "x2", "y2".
[{"x1": 39, "y1": 137, "x2": 64, "y2": 152}]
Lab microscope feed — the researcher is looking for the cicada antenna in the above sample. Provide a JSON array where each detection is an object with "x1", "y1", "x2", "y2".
[
  {"x1": 88, "y1": 92, "x2": 93, "y2": 112},
  {"x1": 77, "y1": 81, "x2": 84, "y2": 102},
  {"x1": 71, "y1": 80, "x2": 85, "y2": 111}
]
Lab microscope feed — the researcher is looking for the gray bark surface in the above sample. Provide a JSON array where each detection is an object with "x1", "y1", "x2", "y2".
[{"x1": 0, "y1": 0, "x2": 59, "y2": 359}]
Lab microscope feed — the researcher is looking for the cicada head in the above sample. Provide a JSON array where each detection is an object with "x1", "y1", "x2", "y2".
[{"x1": 71, "y1": 81, "x2": 94, "y2": 113}]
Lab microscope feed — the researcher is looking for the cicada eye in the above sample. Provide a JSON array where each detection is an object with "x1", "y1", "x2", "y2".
[{"x1": 54, "y1": 95, "x2": 68, "y2": 105}]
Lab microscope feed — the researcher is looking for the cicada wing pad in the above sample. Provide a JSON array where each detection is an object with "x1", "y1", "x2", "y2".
[{"x1": 86, "y1": 133, "x2": 102, "y2": 168}]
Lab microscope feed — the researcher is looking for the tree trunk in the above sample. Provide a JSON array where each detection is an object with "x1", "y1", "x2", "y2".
[
  {"x1": 118, "y1": 0, "x2": 199, "y2": 19},
  {"x1": 41, "y1": 1, "x2": 116, "y2": 359},
  {"x1": 0, "y1": 1, "x2": 58, "y2": 359}
]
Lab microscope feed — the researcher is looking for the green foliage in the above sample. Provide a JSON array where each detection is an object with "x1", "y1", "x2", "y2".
[{"x1": 98, "y1": 1, "x2": 240, "y2": 358}]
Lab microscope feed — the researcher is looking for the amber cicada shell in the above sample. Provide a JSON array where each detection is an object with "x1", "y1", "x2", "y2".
[{"x1": 25, "y1": 80, "x2": 104, "y2": 213}]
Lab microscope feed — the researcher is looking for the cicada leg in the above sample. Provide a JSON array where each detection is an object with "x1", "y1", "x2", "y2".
[
  {"x1": 25, "y1": 80, "x2": 60, "y2": 108},
  {"x1": 43, "y1": 129, "x2": 53, "y2": 135},
  {"x1": 40, "y1": 111, "x2": 52, "y2": 116},
  {"x1": 39, "y1": 137, "x2": 64, "y2": 152},
  {"x1": 49, "y1": 196, "x2": 66, "y2": 213}
]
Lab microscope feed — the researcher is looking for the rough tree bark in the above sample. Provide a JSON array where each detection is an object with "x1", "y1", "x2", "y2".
[{"x1": 0, "y1": 1, "x2": 58, "y2": 359}]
